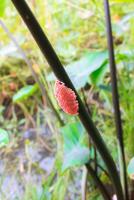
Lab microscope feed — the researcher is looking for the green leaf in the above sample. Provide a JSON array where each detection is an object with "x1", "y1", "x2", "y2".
[
  {"x1": 117, "y1": 49, "x2": 134, "y2": 62},
  {"x1": 60, "y1": 122, "x2": 89, "y2": 171},
  {"x1": 99, "y1": 84, "x2": 112, "y2": 92},
  {"x1": 55, "y1": 39, "x2": 77, "y2": 59},
  {"x1": 66, "y1": 50, "x2": 108, "y2": 88},
  {"x1": 0, "y1": 128, "x2": 9, "y2": 147},
  {"x1": 0, "y1": 0, "x2": 7, "y2": 17},
  {"x1": 90, "y1": 61, "x2": 108, "y2": 85},
  {"x1": 127, "y1": 157, "x2": 134, "y2": 179},
  {"x1": 13, "y1": 84, "x2": 39, "y2": 103},
  {"x1": 52, "y1": 173, "x2": 69, "y2": 200},
  {"x1": 47, "y1": 50, "x2": 108, "y2": 89}
]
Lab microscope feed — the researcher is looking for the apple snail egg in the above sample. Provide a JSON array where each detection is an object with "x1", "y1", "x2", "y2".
[{"x1": 54, "y1": 80, "x2": 79, "y2": 115}]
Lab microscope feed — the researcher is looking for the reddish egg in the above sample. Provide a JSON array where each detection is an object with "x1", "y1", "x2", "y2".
[{"x1": 54, "y1": 80, "x2": 79, "y2": 115}]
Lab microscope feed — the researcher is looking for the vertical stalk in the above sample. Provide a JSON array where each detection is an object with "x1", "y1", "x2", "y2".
[
  {"x1": 103, "y1": 0, "x2": 129, "y2": 199},
  {"x1": 11, "y1": 1, "x2": 124, "y2": 199}
]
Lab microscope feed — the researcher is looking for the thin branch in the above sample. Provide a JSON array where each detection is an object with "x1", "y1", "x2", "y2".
[
  {"x1": 82, "y1": 164, "x2": 110, "y2": 200},
  {"x1": 86, "y1": 164, "x2": 111, "y2": 200},
  {"x1": 89, "y1": 159, "x2": 110, "y2": 179},
  {"x1": 11, "y1": 1, "x2": 124, "y2": 199},
  {"x1": 103, "y1": 1, "x2": 129, "y2": 200}
]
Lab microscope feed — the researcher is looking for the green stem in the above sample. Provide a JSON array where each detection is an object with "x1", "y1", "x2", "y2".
[{"x1": 11, "y1": 1, "x2": 124, "y2": 199}]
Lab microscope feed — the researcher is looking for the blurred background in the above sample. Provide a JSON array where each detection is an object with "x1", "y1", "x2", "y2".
[{"x1": 0, "y1": 0, "x2": 134, "y2": 199}]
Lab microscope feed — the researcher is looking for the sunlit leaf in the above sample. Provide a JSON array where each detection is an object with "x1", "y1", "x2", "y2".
[
  {"x1": 127, "y1": 157, "x2": 134, "y2": 179},
  {"x1": 13, "y1": 84, "x2": 39, "y2": 103},
  {"x1": 90, "y1": 61, "x2": 108, "y2": 85},
  {"x1": 0, "y1": 128, "x2": 9, "y2": 147},
  {"x1": 0, "y1": 0, "x2": 7, "y2": 17},
  {"x1": 117, "y1": 49, "x2": 134, "y2": 62},
  {"x1": 60, "y1": 122, "x2": 89, "y2": 171},
  {"x1": 47, "y1": 51, "x2": 108, "y2": 89},
  {"x1": 56, "y1": 39, "x2": 77, "y2": 59}
]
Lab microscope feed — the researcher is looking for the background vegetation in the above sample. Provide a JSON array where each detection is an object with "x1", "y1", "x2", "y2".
[{"x1": 0, "y1": 0, "x2": 134, "y2": 199}]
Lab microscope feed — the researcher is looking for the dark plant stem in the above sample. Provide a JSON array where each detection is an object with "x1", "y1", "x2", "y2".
[
  {"x1": 90, "y1": 159, "x2": 110, "y2": 179},
  {"x1": 81, "y1": 88, "x2": 92, "y2": 145},
  {"x1": 86, "y1": 164, "x2": 111, "y2": 200},
  {"x1": 11, "y1": 0, "x2": 124, "y2": 199},
  {"x1": 81, "y1": 88, "x2": 98, "y2": 175},
  {"x1": 130, "y1": 180, "x2": 134, "y2": 200},
  {"x1": 81, "y1": 88, "x2": 91, "y2": 115},
  {"x1": 94, "y1": 146, "x2": 98, "y2": 174},
  {"x1": 104, "y1": 1, "x2": 129, "y2": 200}
]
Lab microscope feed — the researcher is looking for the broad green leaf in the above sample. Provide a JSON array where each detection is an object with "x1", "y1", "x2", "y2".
[
  {"x1": 0, "y1": 0, "x2": 7, "y2": 17},
  {"x1": 47, "y1": 51, "x2": 108, "y2": 90},
  {"x1": 90, "y1": 61, "x2": 108, "y2": 85},
  {"x1": 127, "y1": 157, "x2": 134, "y2": 179},
  {"x1": 0, "y1": 128, "x2": 9, "y2": 147},
  {"x1": 60, "y1": 122, "x2": 89, "y2": 171},
  {"x1": 117, "y1": 49, "x2": 134, "y2": 62},
  {"x1": 13, "y1": 84, "x2": 39, "y2": 103}
]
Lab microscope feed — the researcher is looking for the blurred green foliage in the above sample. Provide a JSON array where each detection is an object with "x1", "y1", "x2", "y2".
[{"x1": 0, "y1": 0, "x2": 134, "y2": 199}]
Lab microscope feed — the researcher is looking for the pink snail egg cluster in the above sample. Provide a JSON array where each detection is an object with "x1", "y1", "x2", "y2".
[{"x1": 54, "y1": 80, "x2": 79, "y2": 115}]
